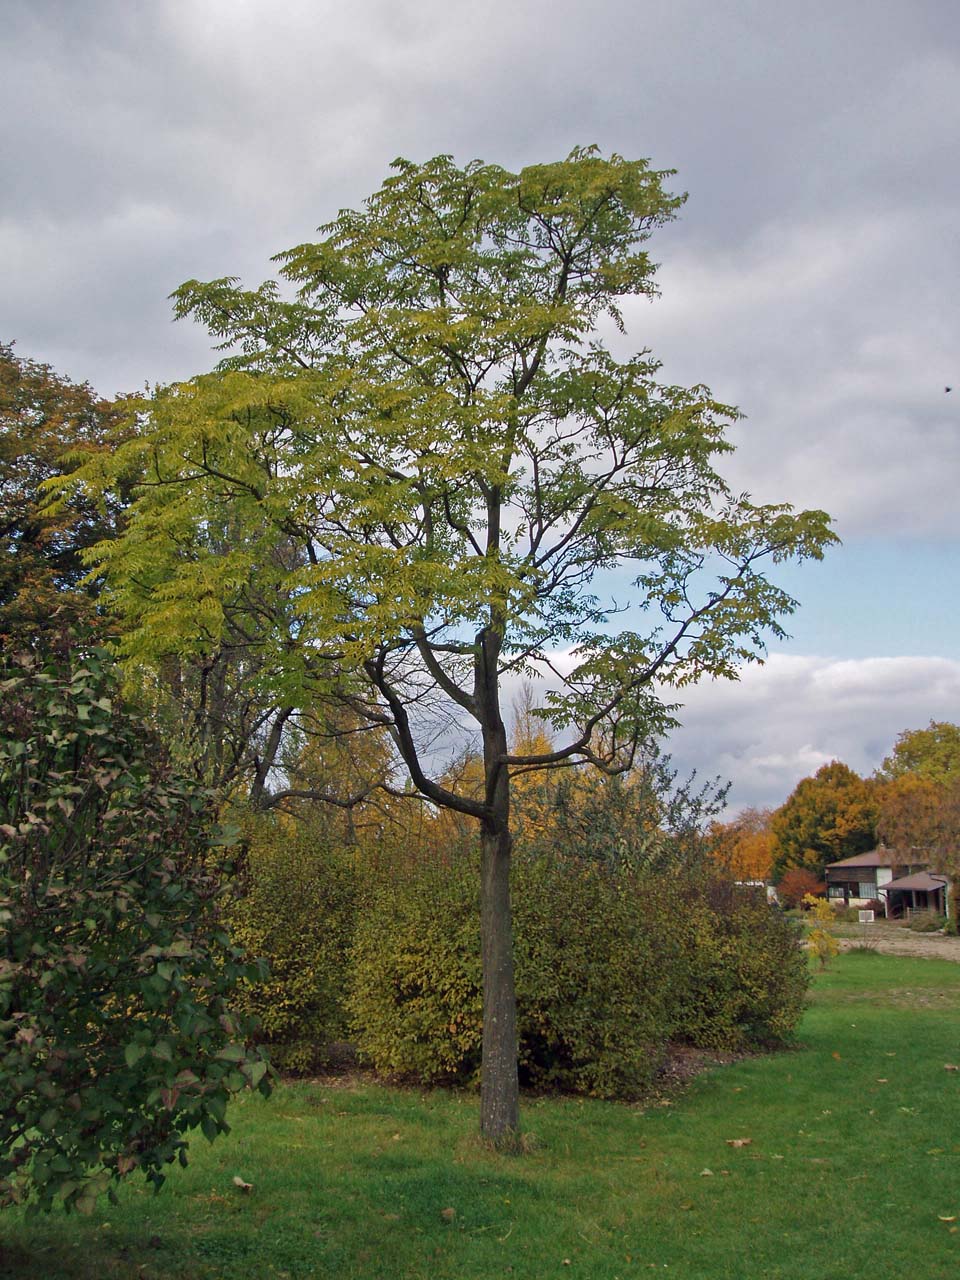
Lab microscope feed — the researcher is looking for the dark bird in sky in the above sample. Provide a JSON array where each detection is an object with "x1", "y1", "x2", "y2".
[{"x1": 946, "y1": 386, "x2": 952, "y2": 393}]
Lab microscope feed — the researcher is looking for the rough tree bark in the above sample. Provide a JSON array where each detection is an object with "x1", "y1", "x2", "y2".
[
  {"x1": 479, "y1": 820, "x2": 519, "y2": 1141},
  {"x1": 476, "y1": 625, "x2": 520, "y2": 1142}
]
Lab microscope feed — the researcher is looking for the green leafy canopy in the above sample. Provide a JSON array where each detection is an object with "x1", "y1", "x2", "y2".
[{"x1": 60, "y1": 148, "x2": 836, "y2": 800}]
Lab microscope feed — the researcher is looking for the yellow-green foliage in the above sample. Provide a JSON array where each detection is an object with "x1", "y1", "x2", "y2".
[
  {"x1": 226, "y1": 824, "x2": 358, "y2": 1072},
  {"x1": 349, "y1": 858, "x2": 808, "y2": 1099},
  {"x1": 347, "y1": 861, "x2": 483, "y2": 1083},
  {"x1": 512, "y1": 858, "x2": 680, "y2": 1097},
  {"x1": 803, "y1": 892, "x2": 841, "y2": 968},
  {"x1": 671, "y1": 887, "x2": 809, "y2": 1048}
]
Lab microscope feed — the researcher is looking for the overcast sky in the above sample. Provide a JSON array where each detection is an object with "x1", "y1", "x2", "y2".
[{"x1": 3, "y1": 0, "x2": 958, "y2": 812}]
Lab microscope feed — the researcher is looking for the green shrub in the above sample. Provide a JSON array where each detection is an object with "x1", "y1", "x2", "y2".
[
  {"x1": 349, "y1": 857, "x2": 807, "y2": 1099},
  {"x1": 667, "y1": 884, "x2": 809, "y2": 1048},
  {"x1": 226, "y1": 824, "x2": 359, "y2": 1073},
  {"x1": 906, "y1": 912, "x2": 946, "y2": 933},
  {"x1": 348, "y1": 860, "x2": 483, "y2": 1083},
  {"x1": 512, "y1": 858, "x2": 678, "y2": 1097},
  {"x1": 0, "y1": 644, "x2": 269, "y2": 1215}
]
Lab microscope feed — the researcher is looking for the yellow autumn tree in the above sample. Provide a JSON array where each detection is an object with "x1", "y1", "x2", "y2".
[{"x1": 709, "y1": 808, "x2": 776, "y2": 881}]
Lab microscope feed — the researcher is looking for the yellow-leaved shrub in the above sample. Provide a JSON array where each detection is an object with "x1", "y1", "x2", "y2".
[
  {"x1": 348, "y1": 856, "x2": 804, "y2": 1098},
  {"x1": 226, "y1": 824, "x2": 358, "y2": 1072}
]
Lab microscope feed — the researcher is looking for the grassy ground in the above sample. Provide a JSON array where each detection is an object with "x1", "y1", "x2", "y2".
[{"x1": 2, "y1": 952, "x2": 959, "y2": 1279}]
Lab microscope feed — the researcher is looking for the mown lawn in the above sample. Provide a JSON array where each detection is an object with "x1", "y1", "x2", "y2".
[{"x1": 2, "y1": 951, "x2": 959, "y2": 1279}]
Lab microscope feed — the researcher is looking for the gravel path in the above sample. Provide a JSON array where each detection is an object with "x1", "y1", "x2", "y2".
[{"x1": 835, "y1": 925, "x2": 960, "y2": 962}]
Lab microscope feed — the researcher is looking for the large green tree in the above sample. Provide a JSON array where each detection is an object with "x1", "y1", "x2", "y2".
[
  {"x1": 878, "y1": 720, "x2": 960, "y2": 785},
  {"x1": 771, "y1": 761, "x2": 879, "y2": 880},
  {"x1": 67, "y1": 150, "x2": 835, "y2": 1141}
]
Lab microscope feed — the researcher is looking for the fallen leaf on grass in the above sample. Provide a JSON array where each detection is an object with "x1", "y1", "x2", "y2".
[
  {"x1": 232, "y1": 1176, "x2": 253, "y2": 1193},
  {"x1": 725, "y1": 1138, "x2": 752, "y2": 1148},
  {"x1": 876, "y1": 1078, "x2": 888, "y2": 1084},
  {"x1": 440, "y1": 1207, "x2": 456, "y2": 1222},
  {"x1": 699, "y1": 1169, "x2": 714, "y2": 1177},
  {"x1": 945, "y1": 1064, "x2": 959, "y2": 1072},
  {"x1": 937, "y1": 1215, "x2": 957, "y2": 1222},
  {"x1": 831, "y1": 1052, "x2": 842, "y2": 1061}
]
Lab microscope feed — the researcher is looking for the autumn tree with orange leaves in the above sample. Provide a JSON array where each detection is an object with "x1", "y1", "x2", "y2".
[
  {"x1": 876, "y1": 725, "x2": 960, "y2": 932},
  {"x1": 709, "y1": 807, "x2": 776, "y2": 881},
  {"x1": 0, "y1": 342, "x2": 127, "y2": 643},
  {"x1": 771, "y1": 761, "x2": 879, "y2": 880}
]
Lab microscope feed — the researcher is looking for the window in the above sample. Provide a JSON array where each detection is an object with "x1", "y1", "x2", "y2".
[{"x1": 858, "y1": 880, "x2": 876, "y2": 899}]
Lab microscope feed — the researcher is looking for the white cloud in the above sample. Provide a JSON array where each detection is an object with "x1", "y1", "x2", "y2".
[
  {"x1": 473, "y1": 651, "x2": 960, "y2": 819},
  {"x1": 664, "y1": 654, "x2": 960, "y2": 811}
]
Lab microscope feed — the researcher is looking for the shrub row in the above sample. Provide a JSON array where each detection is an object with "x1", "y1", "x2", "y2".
[
  {"x1": 231, "y1": 833, "x2": 808, "y2": 1098},
  {"x1": 225, "y1": 826, "x2": 359, "y2": 1073},
  {"x1": 349, "y1": 857, "x2": 686, "y2": 1098}
]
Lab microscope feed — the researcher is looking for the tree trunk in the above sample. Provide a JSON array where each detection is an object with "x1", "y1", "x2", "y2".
[
  {"x1": 475, "y1": 624, "x2": 520, "y2": 1144},
  {"x1": 249, "y1": 706, "x2": 294, "y2": 810},
  {"x1": 479, "y1": 820, "x2": 520, "y2": 1143}
]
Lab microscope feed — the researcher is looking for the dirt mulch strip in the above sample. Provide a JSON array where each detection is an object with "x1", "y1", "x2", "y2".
[{"x1": 836, "y1": 928, "x2": 960, "y2": 962}]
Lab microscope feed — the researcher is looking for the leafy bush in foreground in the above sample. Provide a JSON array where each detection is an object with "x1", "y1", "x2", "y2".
[{"x1": 0, "y1": 644, "x2": 269, "y2": 1214}]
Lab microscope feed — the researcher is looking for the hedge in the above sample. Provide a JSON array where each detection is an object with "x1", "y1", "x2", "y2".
[
  {"x1": 348, "y1": 856, "x2": 806, "y2": 1098},
  {"x1": 226, "y1": 825, "x2": 358, "y2": 1073}
]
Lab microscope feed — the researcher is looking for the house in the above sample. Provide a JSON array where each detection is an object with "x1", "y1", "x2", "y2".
[
  {"x1": 881, "y1": 871, "x2": 948, "y2": 919},
  {"x1": 824, "y1": 848, "x2": 949, "y2": 919}
]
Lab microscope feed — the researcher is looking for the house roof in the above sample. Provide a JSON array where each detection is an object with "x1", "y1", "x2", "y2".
[
  {"x1": 825, "y1": 849, "x2": 899, "y2": 870},
  {"x1": 882, "y1": 872, "x2": 948, "y2": 893}
]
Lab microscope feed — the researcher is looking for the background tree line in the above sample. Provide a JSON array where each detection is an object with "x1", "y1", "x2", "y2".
[{"x1": 708, "y1": 721, "x2": 960, "y2": 929}]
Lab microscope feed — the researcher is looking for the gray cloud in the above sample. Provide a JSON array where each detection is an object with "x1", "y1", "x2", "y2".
[
  {"x1": 666, "y1": 654, "x2": 960, "y2": 810},
  {"x1": 5, "y1": 1, "x2": 956, "y2": 519},
  {"x1": 4, "y1": 0, "x2": 958, "y2": 809},
  {"x1": 617, "y1": 202, "x2": 960, "y2": 537}
]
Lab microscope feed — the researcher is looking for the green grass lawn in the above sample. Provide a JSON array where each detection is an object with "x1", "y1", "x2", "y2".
[{"x1": 2, "y1": 952, "x2": 959, "y2": 1279}]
